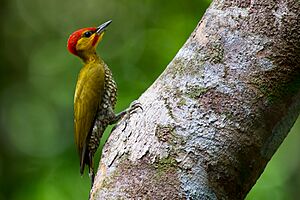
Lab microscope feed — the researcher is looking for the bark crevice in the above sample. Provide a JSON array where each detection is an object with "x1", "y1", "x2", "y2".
[{"x1": 91, "y1": 0, "x2": 300, "y2": 199}]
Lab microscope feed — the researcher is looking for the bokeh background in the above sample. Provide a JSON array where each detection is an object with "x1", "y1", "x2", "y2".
[{"x1": 0, "y1": 0, "x2": 299, "y2": 199}]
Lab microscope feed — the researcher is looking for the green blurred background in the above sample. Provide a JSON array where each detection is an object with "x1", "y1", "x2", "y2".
[{"x1": 0, "y1": 0, "x2": 299, "y2": 199}]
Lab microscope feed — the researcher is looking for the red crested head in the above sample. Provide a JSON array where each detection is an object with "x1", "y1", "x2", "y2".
[
  {"x1": 67, "y1": 27, "x2": 97, "y2": 56},
  {"x1": 67, "y1": 21, "x2": 112, "y2": 59}
]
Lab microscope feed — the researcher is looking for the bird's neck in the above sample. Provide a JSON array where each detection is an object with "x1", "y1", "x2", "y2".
[{"x1": 81, "y1": 52, "x2": 102, "y2": 64}]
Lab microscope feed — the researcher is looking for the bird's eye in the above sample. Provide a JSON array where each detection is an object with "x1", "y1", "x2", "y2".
[{"x1": 83, "y1": 31, "x2": 93, "y2": 38}]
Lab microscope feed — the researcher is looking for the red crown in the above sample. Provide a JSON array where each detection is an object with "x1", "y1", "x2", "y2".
[{"x1": 67, "y1": 27, "x2": 96, "y2": 55}]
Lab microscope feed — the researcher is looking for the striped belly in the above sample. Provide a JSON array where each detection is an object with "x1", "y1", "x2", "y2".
[{"x1": 87, "y1": 65, "x2": 117, "y2": 155}]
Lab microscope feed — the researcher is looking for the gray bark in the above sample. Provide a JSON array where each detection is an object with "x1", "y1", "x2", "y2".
[{"x1": 90, "y1": 0, "x2": 300, "y2": 199}]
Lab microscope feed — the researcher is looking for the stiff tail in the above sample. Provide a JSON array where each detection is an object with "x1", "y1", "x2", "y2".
[
  {"x1": 80, "y1": 143, "x2": 95, "y2": 186},
  {"x1": 80, "y1": 143, "x2": 87, "y2": 175}
]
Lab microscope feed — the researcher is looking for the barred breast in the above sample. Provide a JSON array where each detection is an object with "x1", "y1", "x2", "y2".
[{"x1": 88, "y1": 64, "x2": 117, "y2": 154}]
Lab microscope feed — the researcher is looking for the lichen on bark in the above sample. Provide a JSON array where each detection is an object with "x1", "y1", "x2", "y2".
[{"x1": 90, "y1": 0, "x2": 300, "y2": 199}]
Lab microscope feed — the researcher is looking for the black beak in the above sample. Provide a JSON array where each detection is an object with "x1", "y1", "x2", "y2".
[{"x1": 96, "y1": 20, "x2": 112, "y2": 34}]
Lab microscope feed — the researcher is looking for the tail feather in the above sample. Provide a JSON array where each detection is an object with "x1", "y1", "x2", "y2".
[
  {"x1": 80, "y1": 143, "x2": 95, "y2": 186},
  {"x1": 88, "y1": 152, "x2": 95, "y2": 186},
  {"x1": 80, "y1": 143, "x2": 87, "y2": 175}
]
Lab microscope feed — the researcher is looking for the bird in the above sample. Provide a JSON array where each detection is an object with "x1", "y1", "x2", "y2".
[{"x1": 67, "y1": 20, "x2": 141, "y2": 185}]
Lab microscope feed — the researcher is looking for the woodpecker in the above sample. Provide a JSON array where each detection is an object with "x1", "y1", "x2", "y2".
[{"x1": 67, "y1": 20, "x2": 140, "y2": 185}]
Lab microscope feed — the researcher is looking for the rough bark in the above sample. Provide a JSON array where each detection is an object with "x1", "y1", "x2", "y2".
[{"x1": 90, "y1": 0, "x2": 300, "y2": 199}]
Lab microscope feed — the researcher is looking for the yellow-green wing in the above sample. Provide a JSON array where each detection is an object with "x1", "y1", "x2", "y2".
[{"x1": 74, "y1": 63, "x2": 105, "y2": 159}]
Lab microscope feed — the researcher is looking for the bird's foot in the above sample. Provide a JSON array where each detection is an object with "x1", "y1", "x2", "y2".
[
  {"x1": 121, "y1": 100, "x2": 143, "y2": 131},
  {"x1": 111, "y1": 100, "x2": 143, "y2": 132},
  {"x1": 127, "y1": 100, "x2": 143, "y2": 115}
]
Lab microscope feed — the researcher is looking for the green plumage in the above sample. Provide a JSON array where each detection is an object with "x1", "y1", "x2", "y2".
[
  {"x1": 68, "y1": 21, "x2": 140, "y2": 187},
  {"x1": 74, "y1": 54, "x2": 117, "y2": 180}
]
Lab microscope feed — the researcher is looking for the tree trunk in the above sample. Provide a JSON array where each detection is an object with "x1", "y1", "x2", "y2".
[{"x1": 90, "y1": 0, "x2": 300, "y2": 199}]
